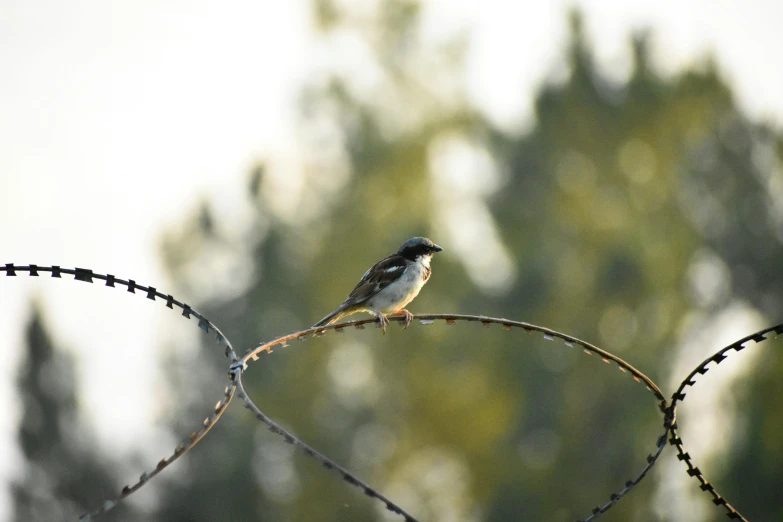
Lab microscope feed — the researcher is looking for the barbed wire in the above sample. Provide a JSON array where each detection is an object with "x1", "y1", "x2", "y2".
[
  {"x1": 1, "y1": 263, "x2": 779, "y2": 521},
  {"x1": 232, "y1": 315, "x2": 670, "y2": 522},
  {"x1": 0, "y1": 264, "x2": 238, "y2": 520},
  {"x1": 666, "y1": 323, "x2": 783, "y2": 521}
]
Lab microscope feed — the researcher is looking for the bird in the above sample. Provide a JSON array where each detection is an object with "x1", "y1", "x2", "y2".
[{"x1": 313, "y1": 237, "x2": 443, "y2": 334}]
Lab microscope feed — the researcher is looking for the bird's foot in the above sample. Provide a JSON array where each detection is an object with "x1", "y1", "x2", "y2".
[
  {"x1": 393, "y1": 309, "x2": 414, "y2": 329},
  {"x1": 375, "y1": 312, "x2": 389, "y2": 334}
]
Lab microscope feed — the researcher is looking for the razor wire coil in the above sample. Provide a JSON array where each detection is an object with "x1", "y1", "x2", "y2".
[{"x1": 2, "y1": 263, "x2": 779, "y2": 522}]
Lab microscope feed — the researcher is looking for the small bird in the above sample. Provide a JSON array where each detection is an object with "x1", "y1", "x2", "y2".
[{"x1": 313, "y1": 237, "x2": 443, "y2": 333}]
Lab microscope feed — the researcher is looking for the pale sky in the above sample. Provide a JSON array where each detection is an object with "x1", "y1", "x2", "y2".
[{"x1": 1, "y1": 0, "x2": 782, "y2": 519}]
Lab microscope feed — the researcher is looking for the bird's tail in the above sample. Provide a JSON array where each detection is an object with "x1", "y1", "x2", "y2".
[{"x1": 313, "y1": 305, "x2": 350, "y2": 328}]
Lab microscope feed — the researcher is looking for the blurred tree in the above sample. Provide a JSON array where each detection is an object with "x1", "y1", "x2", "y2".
[
  {"x1": 12, "y1": 305, "x2": 137, "y2": 521},
  {"x1": 156, "y1": 3, "x2": 783, "y2": 522}
]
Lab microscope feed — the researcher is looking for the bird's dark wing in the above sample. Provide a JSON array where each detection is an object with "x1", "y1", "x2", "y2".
[{"x1": 342, "y1": 254, "x2": 408, "y2": 306}]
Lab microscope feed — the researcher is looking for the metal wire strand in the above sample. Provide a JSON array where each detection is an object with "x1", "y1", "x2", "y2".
[
  {"x1": 234, "y1": 314, "x2": 671, "y2": 522},
  {"x1": 1, "y1": 264, "x2": 238, "y2": 520},
  {"x1": 4, "y1": 263, "x2": 779, "y2": 521},
  {"x1": 667, "y1": 323, "x2": 783, "y2": 522}
]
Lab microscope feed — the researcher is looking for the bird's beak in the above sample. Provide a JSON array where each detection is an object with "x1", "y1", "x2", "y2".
[{"x1": 433, "y1": 244, "x2": 443, "y2": 252}]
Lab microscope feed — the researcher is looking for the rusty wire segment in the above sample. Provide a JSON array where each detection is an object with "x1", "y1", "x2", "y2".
[
  {"x1": 230, "y1": 335, "x2": 419, "y2": 522},
  {"x1": 79, "y1": 383, "x2": 235, "y2": 521},
  {"x1": 1, "y1": 263, "x2": 780, "y2": 521},
  {"x1": 234, "y1": 315, "x2": 671, "y2": 522}
]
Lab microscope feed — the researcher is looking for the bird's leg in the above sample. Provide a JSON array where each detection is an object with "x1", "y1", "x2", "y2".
[
  {"x1": 372, "y1": 309, "x2": 389, "y2": 334},
  {"x1": 391, "y1": 309, "x2": 414, "y2": 329}
]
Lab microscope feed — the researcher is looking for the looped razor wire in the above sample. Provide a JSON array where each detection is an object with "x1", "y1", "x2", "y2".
[
  {"x1": 0, "y1": 264, "x2": 238, "y2": 520},
  {"x1": 667, "y1": 323, "x2": 783, "y2": 521},
  {"x1": 1, "y1": 264, "x2": 238, "y2": 362},
  {"x1": 3, "y1": 262, "x2": 780, "y2": 521},
  {"x1": 234, "y1": 314, "x2": 671, "y2": 522}
]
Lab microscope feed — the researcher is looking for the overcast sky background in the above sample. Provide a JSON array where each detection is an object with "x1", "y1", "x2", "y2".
[{"x1": 1, "y1": 0, "x2": 782, "y2": 518}]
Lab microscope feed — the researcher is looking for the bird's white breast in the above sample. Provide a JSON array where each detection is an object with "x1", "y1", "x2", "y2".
[{"x1": 366, "y1": 255, "x2": 431, "y2": 313}]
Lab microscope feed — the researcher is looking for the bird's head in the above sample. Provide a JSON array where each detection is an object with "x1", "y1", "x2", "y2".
[{"x1": 397, "y1": 237, "x2": 443, "y2": 261}]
